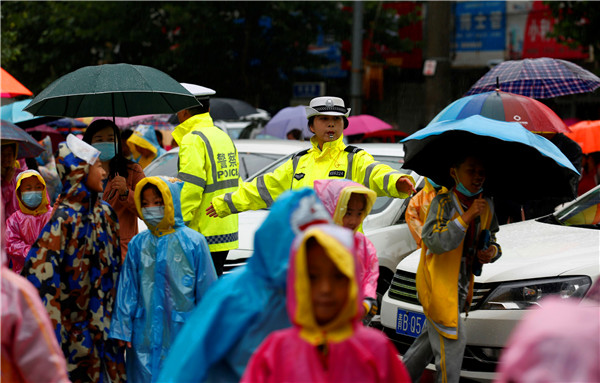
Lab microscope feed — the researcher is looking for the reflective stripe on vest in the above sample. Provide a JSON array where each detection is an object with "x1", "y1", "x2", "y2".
[
  {"x1": 191, "y1": 130, "x2": 239, "y2": 193},
  {"x1": 256, "y1": 175, "x2": 274, "y2": 207},
  {"x1": 205, "y1": 232, "x2": 239, "y2": 245}
]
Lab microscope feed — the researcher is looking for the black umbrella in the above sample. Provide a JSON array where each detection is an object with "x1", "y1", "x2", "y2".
[
  {"x1": 210, "y1": 98, "x2": 258, "y2": 120},
  {"x1": 401, "y1": 115, "x2": 580, "y2": 202},
  {"x1": 24, "y1": 63, "x2": 200, "y2": 118}
]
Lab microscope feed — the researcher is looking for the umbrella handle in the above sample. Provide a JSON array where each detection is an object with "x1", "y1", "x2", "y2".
[{"x1": 496, "y1": 76, "x2": 500, "y2": 91}]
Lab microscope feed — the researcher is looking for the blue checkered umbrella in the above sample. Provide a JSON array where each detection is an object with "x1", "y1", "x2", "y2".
[{"x1": 466, "y1": 58, "x2": 600, "y2": 99}]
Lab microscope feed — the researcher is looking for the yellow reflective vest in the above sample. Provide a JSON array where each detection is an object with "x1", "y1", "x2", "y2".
[
  {"x1": 212, "y1": 135, "x2": 414, "y2": 217},
  {"x1": 178, "y1": 114, "x2": 239, "y2": 251}
]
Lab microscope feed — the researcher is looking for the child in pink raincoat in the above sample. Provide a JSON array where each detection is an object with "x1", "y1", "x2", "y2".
[
  {"x1": 241, "y1": 224, "x2": 410, "y2": 383},
  {"x1": 5, "y1": 170, "x2": 53, "y2": 273},
  {"x1": 313, "y1": 179, "x2": 379, "y2": 320}
]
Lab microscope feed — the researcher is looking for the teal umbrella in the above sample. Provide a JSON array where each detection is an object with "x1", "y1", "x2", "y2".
[{"x1": 24, "y1": 64, "x2": 199, "y2": 118}]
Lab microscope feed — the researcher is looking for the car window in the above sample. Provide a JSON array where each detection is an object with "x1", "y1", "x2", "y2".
[
  {"x1": 239, "y1": 152, "x2": 286, "y2": 180},
  {"x1": 555, "y1": 186, "x2": 600, "y2": 228},
  {"x1": 144, "y1": 151, "x2": 178, "y2": 177}
]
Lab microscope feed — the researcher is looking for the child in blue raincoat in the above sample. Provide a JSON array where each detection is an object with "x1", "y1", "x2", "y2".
[
  {"x1": 157, "y1": 188, "x2": 332, "y2": 383},
  {"x1": 126, "y1": 124, "x2": 166, "y2": 169},
  {"x1": 109, "y1": 176, "x2": 217, "y2": 382}
]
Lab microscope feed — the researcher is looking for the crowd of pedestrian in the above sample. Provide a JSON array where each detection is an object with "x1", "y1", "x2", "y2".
[{"x1": 1, "y1": 91, "x2": 598, "y2": 383}]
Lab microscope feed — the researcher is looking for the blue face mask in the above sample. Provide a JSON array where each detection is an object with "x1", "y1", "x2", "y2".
[
  {"x1": 142, "y1": 206, "x2": 165, "y2": 227},
  {"x1": 21, "y1": 191, "x2": 43, "y2": 208},
  {"x1": 92, "y1": 142, "x2": 116, "y2": 161},
  {"x1": 453, "y1": 172, "x2": 483, "y2": 197}
]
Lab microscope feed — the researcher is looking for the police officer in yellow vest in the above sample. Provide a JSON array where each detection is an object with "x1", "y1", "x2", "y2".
[
  {"x1": 176, "y1": 83, "x2": 239, "y2": 276},
  {"x1": 206, "y1": 96, "x2": 416, "y2": 219}
]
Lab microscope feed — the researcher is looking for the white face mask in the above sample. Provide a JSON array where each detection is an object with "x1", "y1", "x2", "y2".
[{"x1": 142, "y1": 206, "x2": 165, "y2": 227}]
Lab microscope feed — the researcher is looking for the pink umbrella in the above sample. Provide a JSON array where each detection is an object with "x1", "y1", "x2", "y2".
[{"x1": 345, "y1": 114, "x2": 393, "y2": 136}]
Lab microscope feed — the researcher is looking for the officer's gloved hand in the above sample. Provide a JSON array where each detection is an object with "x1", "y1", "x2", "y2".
[{"x1": 362, "y1": 297, "x2": 378, "y2": 326}]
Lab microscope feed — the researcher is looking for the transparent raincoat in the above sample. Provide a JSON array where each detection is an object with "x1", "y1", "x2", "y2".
[
  {"x1": 127, "y1": 124, "x2": 166, "y2": 169},
  {"x1": 241, "y1": 224, "x2": 410, "y2": 382},
  {"x1": 109, "y1": 176, "x2": 217, "y2": 382},
  {"x1": 158, "y1": 188, "x2": 332, "y2": 383}
]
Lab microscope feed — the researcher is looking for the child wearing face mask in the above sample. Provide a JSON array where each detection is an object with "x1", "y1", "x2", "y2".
[
  {"x1": 402, "y1": 154, "x2": 502, "y2": 383},
  {"x1": 109, "y1": 176, "x2": 217, "y2": 383},
  {"x1": 241, "y1": 224, "x2": 410, "y2": 383},
  {"x1": 5, "y1": 170, "x2": 53, "y2": 273}
]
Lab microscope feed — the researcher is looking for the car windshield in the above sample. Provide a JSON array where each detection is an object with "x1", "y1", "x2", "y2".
[
  {"x1": 248, "y1": 152, "x2": 411, "y2": 216},
  {"x1": 554, "y1": 186, "x2": 600, "y2": 229}
]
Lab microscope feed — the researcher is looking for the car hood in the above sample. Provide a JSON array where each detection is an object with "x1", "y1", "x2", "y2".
[
  {"x1": 398, "y1": 219, "x2": 600, "y2": 282},
  {"x1": 237, "y1": 209, "x2": 269, "y2": 250}
]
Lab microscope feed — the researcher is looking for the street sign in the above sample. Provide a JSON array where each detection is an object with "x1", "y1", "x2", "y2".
[{"x1": 292, "y1": 82, "x2": 325, "y2": 99}]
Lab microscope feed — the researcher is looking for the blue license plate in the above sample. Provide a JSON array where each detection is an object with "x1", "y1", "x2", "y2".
[{"x1": 396, "y1": 309, "x2": 426, "y2": 337}]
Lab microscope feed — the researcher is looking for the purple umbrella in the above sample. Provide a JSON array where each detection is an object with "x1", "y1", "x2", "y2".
[
  {"x1": 1, "y1": 119, "x2": 45, "y2": 158},
  {"x1": 466, "y1": 57, "x2": 600, "y2": 99},
  {"x1": 263, "y1": 106, "x2": 311, "y2": 139}
]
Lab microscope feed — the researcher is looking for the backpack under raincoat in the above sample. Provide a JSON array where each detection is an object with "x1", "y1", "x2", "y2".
[
  {"x1": 5, "y1": 170, "x2": 53, "y2": 273},
  {"x1": 241, "y1": 224, "x2": 410, "y2": 383},
  {"x1": 109, "y1": 176, "x2": 217, "y2": 382},
  {"x1": 127, "y1": 124, "x2": 166, "y2": 169},
  {"x1": 21, "y1": 136, "x2": 126, "y2": 383},
  {"x1": 157, "y1": 188, "x2": 332, "y2": 383},
  {"x1": 313, "y1": 178, "x2": 379, "y2": 299}
]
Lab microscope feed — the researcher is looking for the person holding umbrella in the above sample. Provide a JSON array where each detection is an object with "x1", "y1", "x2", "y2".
[
  {"x1": 83, "y1": 119, "x2": 145, "y2": 258},
  {"x1": 1, "y1": 142, "x2": 25, "y2": 218},
  {"x1": 402, "y1": 153, "x2": 502, "y2": 383},
  {"x1": 206, "y1": 96, "x2": 415, "y2": 219},
  {"x1": 175, "y1": 83, "x2": 240, "y2": 276}
]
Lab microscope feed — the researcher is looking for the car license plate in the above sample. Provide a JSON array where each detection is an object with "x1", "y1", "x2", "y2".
[{"x1": 396, "y1": 309, "x2": 426, "y2": 337}]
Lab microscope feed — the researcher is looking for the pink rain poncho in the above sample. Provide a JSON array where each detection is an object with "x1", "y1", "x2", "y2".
[
  {"x1": 241, "y1": 224, "x2": 410, "y2": 383},
  {"x1": 495, "y1": 286, "x2": 600, "y2": 383},
  {"x1": 313, "y1": 179, "x2": 379, "y2": 299},
  {"x1": 5, "y1": 170, "x2": 53, "y2": 273}
]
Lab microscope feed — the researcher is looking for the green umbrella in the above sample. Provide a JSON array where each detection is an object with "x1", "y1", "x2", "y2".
[{"x1": 24, "y1": 63, "x2": 199, "y2": 118}]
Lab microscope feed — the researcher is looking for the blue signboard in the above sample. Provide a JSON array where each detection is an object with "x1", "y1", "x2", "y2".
[{"x1": 454, "y1": 1, "x2": 505, "y2": 52}]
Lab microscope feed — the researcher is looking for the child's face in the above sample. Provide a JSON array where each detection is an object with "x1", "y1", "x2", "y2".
[
  {"x1": 135, "y1": 144, "x2": 154, "y2": 157},
  {"x1": 85, "y1": 159, "x2": 107, "y2": 192},
  {"x1": 307, "y1": 240, "x2": 349, "y2": 326},
  {"x1": 141, "y1": 187, "x2": 164, "y2": 208},
  {"x1": 342, "y1": 193, "x2": 366, "y2": 231},
  {"x1": 19, "y1": 176, "x2": 44, "y2": 196},
  {"x1": 451, "y1": 156, "x2": 486, "y2": 195}
]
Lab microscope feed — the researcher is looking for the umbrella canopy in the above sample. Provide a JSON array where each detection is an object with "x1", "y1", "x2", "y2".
[
  {"x1": 25, "y1": 125, "x2": 64, "y2": 153},
  {"x1": 430, "y1": 90, "x2": 569, "y2": 134},
  {"x1": 210, "y1": 98, "x2": 258, "y2": 120},
  {"x1": 1, "y1": 68, "x2": 33, "y2": 98},
  {"x1": 23, "y1": 63, "x2": 199, "y2": 118},
  {"x1": 1, "y1": 120, "x2": 45, "y2": 158},
  {"x1": 0, "y1": 99, "x2": 57, "y2": 128},
  {"x1": 466, "y1": 57, "x2": 600, "y2": 99},
  {"x1": 566, "y1": 120, "x2": 600, "y2": 154},
  {"x1": 345, "y1": 114, "x2": 393, "y2": 136},
  {"x1": 263, "y1": 106, "x2": 311, "y2": 139},
  {"x1": 401, "y1": 115, "x2": 579, "y2": 202}
]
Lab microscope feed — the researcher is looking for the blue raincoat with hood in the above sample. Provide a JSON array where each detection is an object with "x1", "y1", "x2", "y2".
[
  {"x1": 126, "y1": 124, "x2": 166, "y2": 169},
  {"x1": 157, "y1": 187, "x2": 332, "y2": 383},
  {"x1": 109, "y1": 176, "x2": 217, "y2": 382}
]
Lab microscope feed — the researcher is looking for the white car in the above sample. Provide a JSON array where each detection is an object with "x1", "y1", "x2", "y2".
[
  {"x1": 225, "y1": 143, "x2": 425, "y2": 286},
  {"x1": 378, "y1": 185, "x2": 600, "y2": 382}
]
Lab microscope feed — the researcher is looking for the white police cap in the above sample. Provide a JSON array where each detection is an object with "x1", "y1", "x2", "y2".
[{"x1": 305, "y1": 96, "x2": 351, "y2": 118}]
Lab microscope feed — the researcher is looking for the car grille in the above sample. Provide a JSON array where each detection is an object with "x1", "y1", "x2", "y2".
[{"x1": 388, "y1": 270, "x2": 498, "y2": 310}]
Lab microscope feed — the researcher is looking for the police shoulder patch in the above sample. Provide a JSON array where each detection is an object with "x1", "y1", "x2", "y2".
[
  {"x1": 294, "y1": 173, "x2": 305, "y2": 181},
  {"x1": 329, "y1": 170, "x2": 345, "y2": 177}
]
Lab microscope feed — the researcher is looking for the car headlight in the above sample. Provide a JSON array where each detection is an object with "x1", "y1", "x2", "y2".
[{"x1": 480, "y1": 276, "x2": 592, "y2": 310}]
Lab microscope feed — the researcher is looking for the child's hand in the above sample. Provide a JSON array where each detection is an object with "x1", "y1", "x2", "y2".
[
  {"x1": 463, "y1": 194, "x2": 487, "y2": 224},
  {"x1": 206, "y1": 203, "x2": 218, "y2": 217},
  {"x1": 477, "y1": 246, "x2": 496, "y2": 264},
  {"x1": 118, "y1": 340, "x2": 132, "y2": 348}
]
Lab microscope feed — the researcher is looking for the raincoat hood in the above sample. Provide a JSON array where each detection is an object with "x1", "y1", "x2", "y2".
[
  {"x1": 248, "y1": 188, "x2": 331, "y2": 290},
  {"x1": 287, "y1": 224, "x2": 362, "y2": 346},
  {"x1": 313, "y1": 179, "x2": 376, "y2": 230},
  {"x1": 135, "y1": 176, "x2": 184, "y2": 237},
  {"x1": 127, "y1": 124, "x2": 165, "y2": 161},
  {"x1": 15, "y1": 170, "x2": 50, "y2": 216},
  {"x1": 55, "y1": 134, "x2": 100, "y2": 206}
]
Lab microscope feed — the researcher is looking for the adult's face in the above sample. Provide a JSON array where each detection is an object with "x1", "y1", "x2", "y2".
[{"x1": 309, "y1": 115, "x2": 344, "y2": 148}]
